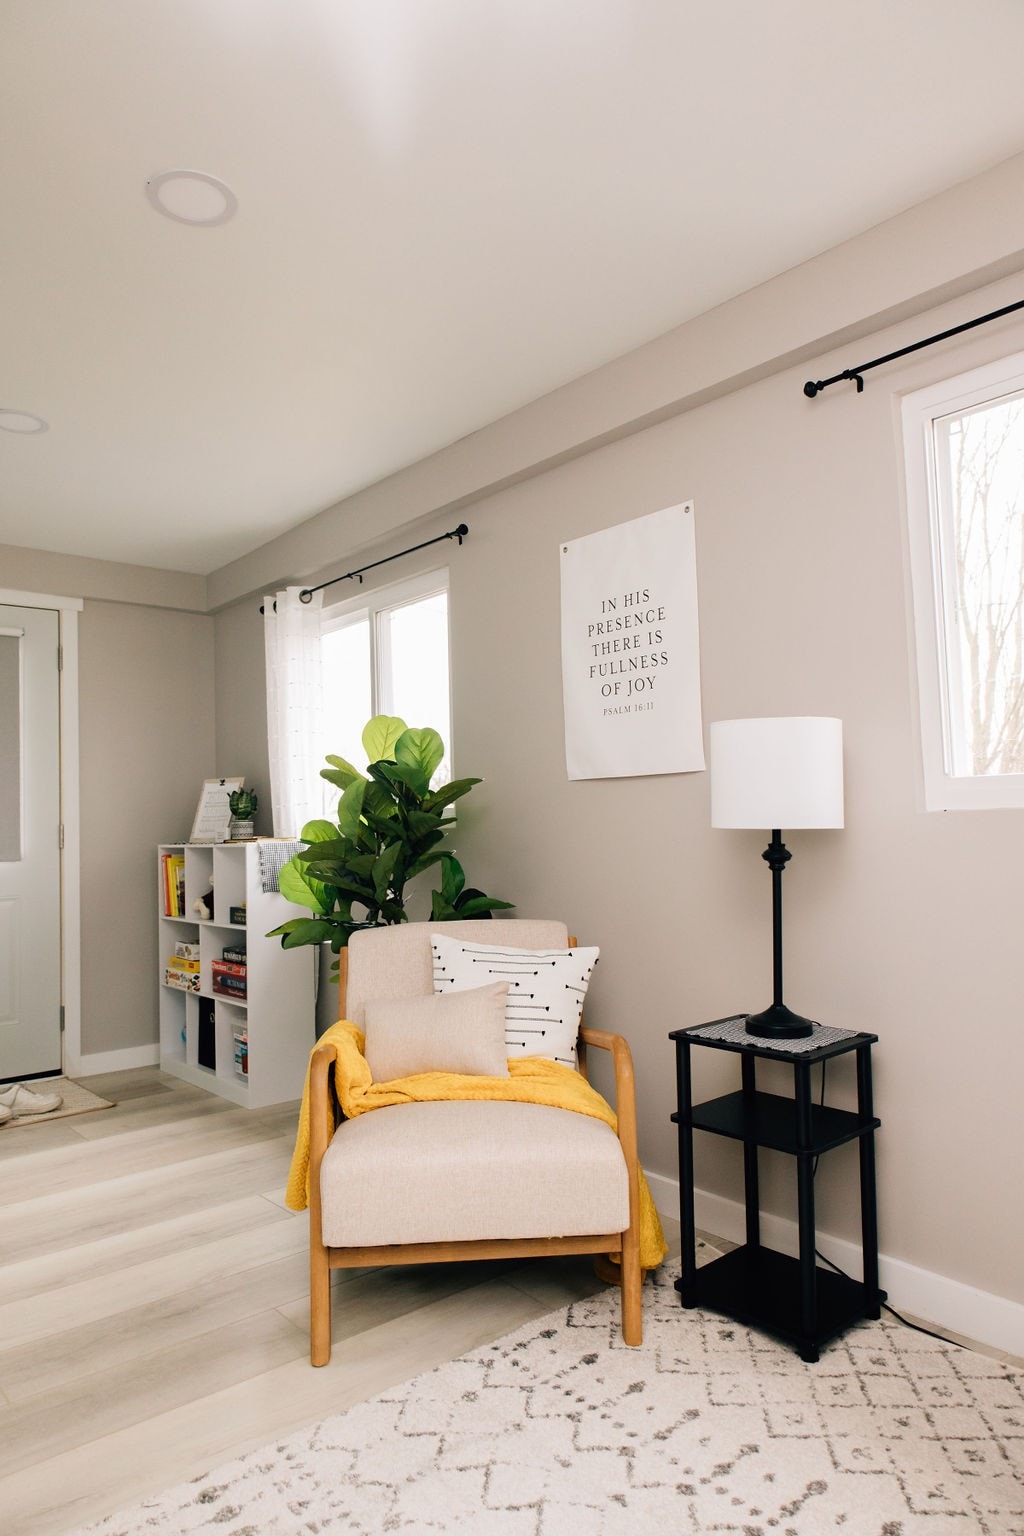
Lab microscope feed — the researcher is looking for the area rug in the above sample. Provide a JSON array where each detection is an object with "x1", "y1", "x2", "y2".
[
  {"x1": 69, "y1": 1250, "x2": 1023, "y2": 1535},
  {"x1": 5, "y1": 1077, "x2": 113, "y2": 1126}
]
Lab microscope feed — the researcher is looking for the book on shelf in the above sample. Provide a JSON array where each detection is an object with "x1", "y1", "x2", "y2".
[
  {"x1": 166, "y1": 955, "x2": 200, "y2": 973},
  {"x1": 221, "y1": 944, "x2": 247, "y2": 965},
  {"x1": 211, "y1": 959, "x2": 247, "y2": 999},
  {"x1": 174, "y1": 939, "x2": 201, "y2": 960},
  {"x1": 211, "y1": 958, "x2": 246, "y2": 978},
  {"x1": 213, "y1": 978, "x2": 247, "y2": 1000},
  {"x1": 161, "y1": 852, "x2": 186, "y2": 917}
]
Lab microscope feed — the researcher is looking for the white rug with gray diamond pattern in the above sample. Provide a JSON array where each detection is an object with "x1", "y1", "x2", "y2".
[{"x1": 71, "y1": 1254, "x2": 1023, "y2": 1535}]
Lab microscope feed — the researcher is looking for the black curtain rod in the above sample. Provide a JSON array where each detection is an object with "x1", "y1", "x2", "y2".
[
  {"x1": 300, "y1": 523, "x2": 468, "y2": 602},
  {"x1": 803, "y1": 297, "x2": 1024, "y2": 399},
  {"x1": 260, "y1": 524, "x2": 468, "y2": 612}
]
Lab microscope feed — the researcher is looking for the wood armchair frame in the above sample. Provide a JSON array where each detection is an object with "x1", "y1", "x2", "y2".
[{"x1": 307, "y1": 943, "x2": 642, "y2": 1366}]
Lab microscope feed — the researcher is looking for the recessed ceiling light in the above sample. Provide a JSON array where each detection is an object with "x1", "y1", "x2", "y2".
[
  {"x1": 145, "y1": 169, "x2": 238, "y2": 227},
  {"x1": 0, "y1": 409, "x2": 49, "y2": 434}
]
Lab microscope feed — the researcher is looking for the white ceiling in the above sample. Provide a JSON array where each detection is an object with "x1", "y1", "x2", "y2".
[{"x1": 5, "y1": 1, "x2": 1024, "y2": 576}]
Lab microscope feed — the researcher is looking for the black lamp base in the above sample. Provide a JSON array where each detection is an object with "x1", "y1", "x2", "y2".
[{"x1": 745, "y1": 1002, "x2": 816, "y2": 1040}]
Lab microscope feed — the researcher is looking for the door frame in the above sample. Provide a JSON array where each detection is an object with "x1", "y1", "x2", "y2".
[{"x1": 0, "y1": 588, "x2": 82, "y2": 1077}]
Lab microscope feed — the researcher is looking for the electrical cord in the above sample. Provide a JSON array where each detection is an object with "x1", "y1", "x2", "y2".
[
  {"x1": 810, "y1": 1061, "x2": 962, "y2": 1349},
  {"x1": 812, "y1": 1243, "x2": 959, "y2": 1346}
]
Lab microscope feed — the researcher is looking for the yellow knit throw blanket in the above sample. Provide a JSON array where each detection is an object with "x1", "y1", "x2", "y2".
[{"x1": 285, "y1": 1020, "x2": 667, "y2": 1271}]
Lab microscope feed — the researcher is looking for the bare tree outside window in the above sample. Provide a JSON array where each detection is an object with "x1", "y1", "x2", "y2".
[{"x1": 936, "y1": 393, "x2": 1024, "y2": 776}]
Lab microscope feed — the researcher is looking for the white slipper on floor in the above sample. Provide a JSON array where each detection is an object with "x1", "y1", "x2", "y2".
[{"x1": 0, "y1": 1083, "x2": 63, "y2": 1116}]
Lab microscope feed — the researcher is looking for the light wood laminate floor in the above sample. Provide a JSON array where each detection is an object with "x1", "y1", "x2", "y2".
[{"x1": 0, "y1": 1066, "x2": 680, "y2": 1536}]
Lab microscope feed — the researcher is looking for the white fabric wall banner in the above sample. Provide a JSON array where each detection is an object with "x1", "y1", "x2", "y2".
[{"x1": 560, "y1": 502, "x2": 704, "y2": 780}]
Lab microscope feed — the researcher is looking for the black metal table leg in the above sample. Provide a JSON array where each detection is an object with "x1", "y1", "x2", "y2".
[
  {"x1": 674, "y1": 1038, "x2": 698, "y2": 1303},
  {"x1": 856, "y1": 1042, "x2": 882, "y2": 1318},
  {"x1": 794, "y1": 1059, "x2": 819, "y2": 1361},
  {"x1": 741, "y1": 1053, "x2": 760, "y2": 1251}
]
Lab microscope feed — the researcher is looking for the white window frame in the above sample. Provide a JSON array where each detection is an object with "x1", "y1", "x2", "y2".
[
  {"x1": 903, "y1": 350, "x2": 1024, "y2": 810},
  {"x1": 319, "y1": 565, "x2": 452, "y2": 772}
]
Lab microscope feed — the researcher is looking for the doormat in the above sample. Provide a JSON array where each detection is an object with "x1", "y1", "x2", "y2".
[{"x1": 5, "y1": 1077, "x2": 114, "y2": 1127}]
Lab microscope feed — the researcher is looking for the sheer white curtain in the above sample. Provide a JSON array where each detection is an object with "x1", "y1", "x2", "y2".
[{"x1": 263, "y1": 586, "x2": 324, "y2": 838}]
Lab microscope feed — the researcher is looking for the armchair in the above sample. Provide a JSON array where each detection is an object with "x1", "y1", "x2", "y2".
[{"x1": 305, "y1": 919, "x2": 644, "y2": 1365}]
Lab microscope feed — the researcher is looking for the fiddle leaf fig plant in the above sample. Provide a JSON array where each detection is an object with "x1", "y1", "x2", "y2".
[{"x1": 268, "y1": 715, "x2": 513, "y2": 975}]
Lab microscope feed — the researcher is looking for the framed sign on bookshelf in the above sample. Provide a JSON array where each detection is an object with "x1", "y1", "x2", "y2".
[{"x1": 190, "y1": 777, "x2": 244, "y2": 844}]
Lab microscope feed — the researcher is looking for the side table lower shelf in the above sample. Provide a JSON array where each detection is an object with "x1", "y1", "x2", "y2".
[{"x1": 677, "y1": 1244, "x2": 877, "y2": 1360}]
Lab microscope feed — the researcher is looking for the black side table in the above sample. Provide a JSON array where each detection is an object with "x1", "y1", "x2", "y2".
[{"x1": 669, "y1": 1016, "x2": 884, "y2": 1362}]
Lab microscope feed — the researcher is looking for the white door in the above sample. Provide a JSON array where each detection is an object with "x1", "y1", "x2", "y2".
[{"x1": 0, "y1": 604, "x2": 62, "y2": 1080}]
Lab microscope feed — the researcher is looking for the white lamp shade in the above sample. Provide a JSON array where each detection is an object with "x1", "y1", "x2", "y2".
[{"x1": 710, "y1": 717, "x2": 844, "y2": 829}]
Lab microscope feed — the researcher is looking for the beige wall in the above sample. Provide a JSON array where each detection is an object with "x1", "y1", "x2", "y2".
[
  {"x1": 213, "y1": 598, "x2": 272, "y2": 836},
  {"x1": 79, "y1": 598, "x2": 215, "y2": 1055}
]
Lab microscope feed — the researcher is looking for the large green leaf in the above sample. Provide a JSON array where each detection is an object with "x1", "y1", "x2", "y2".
[
  {"x1": 335, "y1": 777, "x2": 367, "y2": 840},
  {"x1": 362, "y1": 779, "x2": 399, "y2": 822},
  {"x1": 368, "y1": 758, "x2": 429, "y2": 800},
  {"x1": 299, "y1": 818, "x2": 339, "y2": 844},
  {"x1": 268, "y1": 916, "x2": 340, "y2": 948},
  {"x1": 320, "y1": 756, "x2": 366, "y2": 790},
  {"x1": 422, "y1": 778, "x2": 481, "y2": 813},
  {"x1": 440, "y1": 854, "x2": 465, "y2": 905},
  {"x1": 362, "y1": 714, "x2": 406, "y2": 763},
  {"x1": 405, "y1": 847, "x2": 449, "y2": 879},
  {"x1": 297, "y1": 836, "x2": 357, "y2": 864},
  {"x1": 278, "y1": 857, "x2": 333, "y2": 914},
  {"x1": 395, "y1": 727, "x2": 444, "y2": 782},
  {"x1": 303, "y1": 847, "x2": 376, "y2": 881},
  {"x1": 452, "y1": 893, "x2": 515, "y2": 917},
  {"x1": 302, "y1": 873, "x2": 377, "y2": 908},
  {"x1": 372, "y1": 841, "x2": 402, "y2": 903},
  {"x1": 404, "y1": 807, "x2": 444, "y2": 836}
]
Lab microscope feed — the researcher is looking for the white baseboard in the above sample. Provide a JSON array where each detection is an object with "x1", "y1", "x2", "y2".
[
  {"x1": 644, "y1": 1168, "x2": 1024, "y2": 1360},
  {"x1": 70, "y1": 1043, "x2": 160, "y2": 1077}
]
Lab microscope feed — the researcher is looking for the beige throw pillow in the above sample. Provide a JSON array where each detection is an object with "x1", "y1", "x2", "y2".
[{"x1": 362, "y1": 981, "x2": 510, "y2": 1082}]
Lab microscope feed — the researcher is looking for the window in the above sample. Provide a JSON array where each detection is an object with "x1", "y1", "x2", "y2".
[
  {"x1": 903, "y1": 353, "x2": 1024, "y2": 809},
  {"x1": 318, "y1": 568, "x2": 451, "y2": 814}
]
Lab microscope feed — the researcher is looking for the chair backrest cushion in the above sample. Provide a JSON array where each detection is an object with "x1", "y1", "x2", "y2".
[{"x1": 342, "y1": 919, "x2": 570, "y2": 1027}]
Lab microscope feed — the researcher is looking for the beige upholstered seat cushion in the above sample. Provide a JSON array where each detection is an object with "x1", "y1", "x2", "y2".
[{"x1": 319, "y1": 1100, "x2": 629, "y2": 1248}]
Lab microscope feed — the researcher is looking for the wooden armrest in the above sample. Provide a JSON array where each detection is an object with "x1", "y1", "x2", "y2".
[
  {"x1": 308, "y1": 1040, "x2": 342, "y2": 1170},
  {"x1": 578, "y1": 1025, "x2": 639, "y2": 1171}
]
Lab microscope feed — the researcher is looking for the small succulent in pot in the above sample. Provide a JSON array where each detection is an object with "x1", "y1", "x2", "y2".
[
  {"x1": 228, "y1": 787, "x2": 258, "y2": 839},
  {"x1": 228, "y1": 788, "x2": 258, "y2": 821}
]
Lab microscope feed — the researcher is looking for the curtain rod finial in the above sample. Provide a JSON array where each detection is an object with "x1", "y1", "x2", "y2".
[{"x1": 803, "y1": 380, "x2": 821, "y2": 398}]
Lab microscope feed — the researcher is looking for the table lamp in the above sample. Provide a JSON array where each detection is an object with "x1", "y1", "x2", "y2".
[{"x1": 710, "y1": 717, "x2": 844, "y2": 1039}]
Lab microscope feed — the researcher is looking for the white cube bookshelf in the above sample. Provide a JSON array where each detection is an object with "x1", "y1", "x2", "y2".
[{"x1": 157, "y1": 842, "x2": 315, "y2": 1108}]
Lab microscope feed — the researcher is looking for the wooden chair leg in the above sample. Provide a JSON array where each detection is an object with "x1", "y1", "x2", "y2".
[
  {"x1": 310, "y1": 1240, "x2": 332, "y2": 1366},
  {"x1": 619, "y1": 1224, "x2": 643, "y2": 1346}
]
